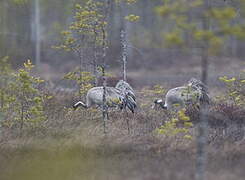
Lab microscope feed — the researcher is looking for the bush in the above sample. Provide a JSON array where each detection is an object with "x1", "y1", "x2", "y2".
[
  {"x1": 218, "y1": 71, "x2": 245, "y2": 106},
  {"x1": 156, "y1": 108, "x2": 193, "y2": 140},
  {"x1": 0, "y1": 59, "x2": 51, "y2": 130}
]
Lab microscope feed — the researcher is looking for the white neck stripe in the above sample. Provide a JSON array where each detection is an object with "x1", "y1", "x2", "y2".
[{"x1": 74, "y1": 101, "x2": 83, "y2": 107}]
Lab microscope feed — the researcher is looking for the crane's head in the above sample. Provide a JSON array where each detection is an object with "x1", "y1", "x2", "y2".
[{"x1": 152, "y1": 99, "x2": 167, "y2": 110}]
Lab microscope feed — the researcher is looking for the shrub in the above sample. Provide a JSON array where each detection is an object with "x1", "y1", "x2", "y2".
[
  {"x1": 218, "y1": 71, "x2": 245, "y2": 106},
  {"x1": 1, "y1": 60, "x2": 50, "y2": 129},
  {"x1": 156, "y1": 108, "x2": 193, "y2": 140},
  {"x1": 0, "y1": 56, "x2": 16, "y2": 126},
  {"x1": 64, "y1": 68, "x2": 94, "y2": 98}
]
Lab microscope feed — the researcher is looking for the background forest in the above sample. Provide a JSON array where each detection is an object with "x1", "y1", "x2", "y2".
[
  {"x1": 0, "y1": 1, "x2": 245, "y2": 180},
  {"x1": 1, "y1": 0, "x2": 245, "y2": 86}
]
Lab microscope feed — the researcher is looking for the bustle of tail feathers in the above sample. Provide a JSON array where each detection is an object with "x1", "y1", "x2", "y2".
[
  {"x1": 200, "y1": 92, "x2": 210, "y2": 105},
  {"x1": 115, "y1": 80, "x2": 134, "y2": 93},
  {"x1": 125, "y1": 95, "x2": 137, "y2": 113},
  {"x1": 188, "y1": 78, "x2": 210, "y2": 105}
]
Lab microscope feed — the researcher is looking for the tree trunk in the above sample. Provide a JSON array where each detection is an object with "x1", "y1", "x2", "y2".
[
  {"x1": 34, "y1": 0, "x2": 41, "y2": 70},
  {"x1": 201, "y1": 47, "x2": 208, "y2": 85},
  {"x1": 120, "y1": 29, "x2": 127, "y2": 81},
  {"x1": 200, "y1": 0, "x2": 210, "y2": 85},
  {"x1": 92, "y1": 29, "x2": 98, "y2": 86},
  {"x1": 102, "y1": 66, "x2": 107, "y2": 134},
  {"x1": 79, "y1": 49, "x2": 83, "y2": 99},
  {"x1": 196, "y1": 1, "x2": 210, "y2": 180},
  {"x1": 101, "y1": 0, "x2": 111, "y2": 134},
  {"x1": 0, "y1": 0, "x2": 8, "y2": 56},
  {"x1": 195, "y1": 104, "x2": 209, "y2": 180},
  {"x1": 120, "y1": 2, "x2": 127, "y2": 81}
]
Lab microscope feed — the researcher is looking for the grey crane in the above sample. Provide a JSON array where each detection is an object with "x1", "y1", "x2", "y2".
[
  {"x1": 115, "y1": 80, "x2": 136, "y2": 112},
  {"x1": 153, "y1": 78, "x2": 210, "y2": 110},
  {"x1": 73, "y1": 86, "x2": 136, "y2": 114}
]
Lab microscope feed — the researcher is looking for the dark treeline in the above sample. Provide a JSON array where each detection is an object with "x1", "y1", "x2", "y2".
[{"x1": 0, "y1": 0, "x2": 245, "y2": 71}]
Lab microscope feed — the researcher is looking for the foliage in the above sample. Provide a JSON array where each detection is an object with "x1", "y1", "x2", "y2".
[
  {"x1": 115, "y1": 0, "x2": 137, "y2": 5},
  {"x1": 218, "y1": 71, "x2": 245, "y2": 106},
  {"x1": 64, "y1": 68, "x2": 94, "y2": 97},
  {"x1": 156, "y1": 108, "x2": 193, "y2": 139},
  {"x1": 125, "y1": 14, "x2": 140, "y2": 22},
  {"x1": 1, "y1": 60, "x2": 50, "y2": 129},
  {"x1": 155, "y1": 0, "x2": 245, "y2": 54},
  {"x1": 0, "y1": 56, "x2": 15, "y2": 112},
  {"x1": 0, "y1": 56, "x2": 15, "y2": 128},
  {"x1": 54, "y1": 0, "x2": 108, "y2": 56},
  {"x1": 55, "y1": 0, "x2": 111, "y2": 91},
  {"x1": 139, "y1": 85, "x2": 165, "y2": 109},
  {"x1": 142, "y1": 84, "x2": 166, "y2": 96},
  {"x1": 12, "y1": 0, "x2": 29, "y2": 5}
]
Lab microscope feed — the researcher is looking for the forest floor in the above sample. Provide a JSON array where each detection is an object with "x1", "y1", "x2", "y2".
[
  {"x1": 0, "y1": 119, "x2": 245, "y2": 180},
  {"x1": 0, "y1": 57, "x2": 245, "y2": 180}
]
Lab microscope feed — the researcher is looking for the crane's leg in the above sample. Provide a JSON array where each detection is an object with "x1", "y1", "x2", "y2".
[
  {"x1": 124, "y1": 109, "x2": 130, "y2": 134},
  {"x1": 126, "y1": 117, "x2": 130, "y2": 134},
  {"x1": 106, "y1": 111, "x2": 109, "y2": 120}
]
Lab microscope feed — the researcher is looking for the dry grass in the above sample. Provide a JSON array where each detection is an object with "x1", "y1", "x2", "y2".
[{"x1": 0, "y1": 86, "x2": 245, "y2": 180}]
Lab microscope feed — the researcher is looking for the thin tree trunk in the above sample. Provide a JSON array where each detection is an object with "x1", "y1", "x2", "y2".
[
  {"x1": 20, "y1": 102, "x2": 24, "y2": 130},
  {"x1": 201, "y1": 0, "x2": 210, "y2": 85},
  {"x1": 93, "y1": 29, "x2": 98, "y2": 86},
  {"x1": 195, "y1": 104, "x2": 209, "y2": 180},
  {"x1": 79, "y1": 49, "x2": 83, "y2": 99},
  {"x1": 0, "y1": 92, "x2": 3, "y2": 109},
  {"x1": 1, "y1": 0, "x2": 8, "y2": 55},
  {"x1": 196, "y1": 1, "x2": 210, "y2": 180},
  {"x1": 120, "y1": 29, "x2": 127, "y2": 81},
  {"x1": 201, "y1": 47, "x2": 208, "y2": 85},
  {"x1": 101, "y1": 0, "x2": 111, "y2": 134},
  {"x1": 102, "y1": 66, "x2": 107, "y2": 134},
  {"x1": 34, "y1": 0, "x2": 41, "y2": 70},
  {"x1": 0, "y1": 79, "x2": 7, "y2": 109},
  {"x1": 93, "y1": 57, "x2": 98, "y2": 86},
  {"x1": 101, "y1": 24, "x2": 107, "y2": 133},
  {"x1": 120, "y1": 1, "x2": 128, "y2": 81}
]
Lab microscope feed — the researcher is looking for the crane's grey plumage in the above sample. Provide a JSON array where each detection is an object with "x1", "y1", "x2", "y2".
[
  {"x1": 115, "y1": 80, "x2": 134, "y2": 93},
  {"x1": 115, "y1": 80, "x2": 136, "y2": 112},
  {"x1": 73, "y1": 86, "x2": 124, "y2": 110},
  {"x1": 115, "y1": 80, "x2": 135, "y2": 100},
  {"x1": 73, "y1": 82, "x2": 136, "y2": 113},
  {"x1": 153, "y1": 78, "x2": 210, "y2": 110}
]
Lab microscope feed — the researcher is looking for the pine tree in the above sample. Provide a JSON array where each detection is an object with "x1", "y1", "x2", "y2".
[{"x1": 156, "y1": 0, "x2": 245, "y2": 84}]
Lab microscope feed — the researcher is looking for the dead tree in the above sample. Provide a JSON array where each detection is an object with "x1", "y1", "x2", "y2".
[
  {"x1": 120, "y1": 1, "x2": 128, "y2": 81},
  {"x1": 120, "y1": 29, "x2": 127, "y2": 81}
]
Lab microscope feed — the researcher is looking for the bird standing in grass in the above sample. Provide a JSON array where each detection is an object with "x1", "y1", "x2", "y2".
[
  {"x1": 153, "y1": 78, "x2": 210, "y2": 111},
  {"x1": 74, "y1": 82, "x2": 136, "y2": 113}
]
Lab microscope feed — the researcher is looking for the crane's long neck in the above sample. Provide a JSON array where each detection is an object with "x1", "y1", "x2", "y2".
[
  {"x1": 73, "y1": 101, "x2": 87, "y2": 109},
  {"x1": 159, "y1": 102, "x2": 167, "y2": 109}
]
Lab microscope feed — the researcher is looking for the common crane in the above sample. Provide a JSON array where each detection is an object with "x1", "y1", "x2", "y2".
[
  {"x1": 115, "y1": 80, "x2": 135, "y2": 95},
  {"x1": 153, "y1": 78, "x2": 210, "y2": 110},
  {"x1": 73, "y1": 86, "x2": 136, "y2": 113},
  {"x1": 115, "y1": 80, "x2": 136, "y2": 111}
]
